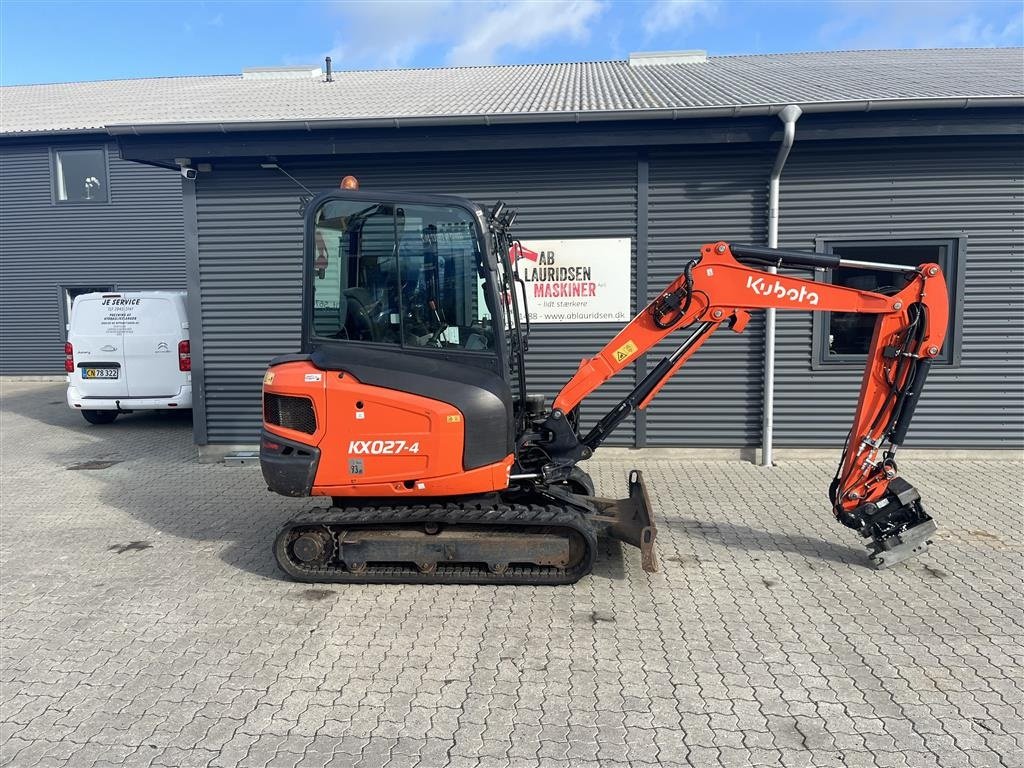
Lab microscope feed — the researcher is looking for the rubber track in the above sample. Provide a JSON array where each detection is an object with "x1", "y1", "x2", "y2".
[{"x1": 273, "y1": 502, "x2": 598, "y2": 585}]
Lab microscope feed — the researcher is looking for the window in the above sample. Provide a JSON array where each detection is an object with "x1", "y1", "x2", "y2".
[
  {"x1": 52, "y1": 148, "x2": 108, "y2": 202},
  {"x1": 814, "y1": 237, "x2": 964, "y2": 367},
  {"x1": 58, "y1": 284, "x2": 115, "y2": 336},
  {"x1": 311, "y1": 198, "x2": 494, "y2": 352}
]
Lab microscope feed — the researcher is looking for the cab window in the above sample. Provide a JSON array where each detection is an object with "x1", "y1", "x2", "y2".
[{"x1": 311, "y1": 199, "x2": 494, "y2": 352}]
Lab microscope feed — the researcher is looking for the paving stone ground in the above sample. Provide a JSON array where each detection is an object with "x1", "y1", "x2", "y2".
[{"x1": 1, "y1": 381, "x2": 1022, "y2": 768}]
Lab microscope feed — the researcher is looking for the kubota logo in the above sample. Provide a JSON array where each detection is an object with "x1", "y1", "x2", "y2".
[{"x1": 746, "y1": 275, "x2": 819, "y2": 306}]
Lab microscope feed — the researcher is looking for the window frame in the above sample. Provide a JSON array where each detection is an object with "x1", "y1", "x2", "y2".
[
  {"x1": 303, "y1": 191, "x2": 503, "y2": 366},
  {"x1": 50, "y1": 146, "x2": 111, "y2": 205},
  {"x1": 811, "y1": 235, "x2": 966, "y2": 370},
  {"x1": 58, "y1": 283, "x2": 116, "y2": 337}
]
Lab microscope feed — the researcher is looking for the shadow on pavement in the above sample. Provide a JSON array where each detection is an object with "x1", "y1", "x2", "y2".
[
  {"x1": 6, "y1": 383, "x2": 622, "y2": 584},
  {"x1": 590, "y1": 538, "x2": 626, "y2": 581},
  {"x1": 2, "y1": 380, "x2": 194, "y2": 434},
  {"x1": 4, "y1": 383, "x2": 866, "y2": 586},
  {"x1": 3, "y1": 382, "x2": 290, "y2": 581},
  {"x1": 662, "y1": 517, "x2": 869, "y2": 567}
]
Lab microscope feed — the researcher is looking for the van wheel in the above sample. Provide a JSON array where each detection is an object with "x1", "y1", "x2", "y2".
[{"x1": 81, "y1": 410, "x2": 117, "y2": 425}]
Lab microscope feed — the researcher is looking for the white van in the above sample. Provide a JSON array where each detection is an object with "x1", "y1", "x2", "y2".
[{"x1": 65, "y1": 290, "x2": 192, "y2": 424}]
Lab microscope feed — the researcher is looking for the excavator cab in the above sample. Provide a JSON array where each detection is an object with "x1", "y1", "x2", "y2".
[
  {"x1": 262, "y1": 190, "x2": 529, "y2": 501},
  {"x1": 262, "y1": 182, "x2": 948, "y2": 584}
]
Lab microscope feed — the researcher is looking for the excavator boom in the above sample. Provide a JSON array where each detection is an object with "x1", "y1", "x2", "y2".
[{"x1": 531, "y1": 241, "x2": 948, "y2": 567}]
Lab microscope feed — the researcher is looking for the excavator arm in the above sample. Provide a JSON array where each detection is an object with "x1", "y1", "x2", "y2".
[{"x1": 524, "y1": 241, "x2": 948, "y2": 568}]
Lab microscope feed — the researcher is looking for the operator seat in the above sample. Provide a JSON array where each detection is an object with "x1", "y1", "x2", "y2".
[{"x1": 343, "y1": 287, "x2": 381, "y2": 342}]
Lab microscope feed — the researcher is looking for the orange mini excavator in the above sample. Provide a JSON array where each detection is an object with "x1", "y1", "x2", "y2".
[{"x1": 260, "y1": 183, "x2": 948, "y2": 584}]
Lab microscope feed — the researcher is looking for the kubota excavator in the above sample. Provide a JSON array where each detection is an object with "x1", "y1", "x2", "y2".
[{"x1": 260, "y1": 179, "x2": 948, "y2": 585}]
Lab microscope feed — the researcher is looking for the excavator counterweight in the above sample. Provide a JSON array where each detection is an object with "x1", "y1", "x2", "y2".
[{"x1": 261, "y1": 187, "x2": 947, "y2": 583}]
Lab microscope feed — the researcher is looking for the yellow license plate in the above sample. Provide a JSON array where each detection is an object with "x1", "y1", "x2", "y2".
[{"x1": 82, "y1": 368, "x2": 119, "y2": 379}]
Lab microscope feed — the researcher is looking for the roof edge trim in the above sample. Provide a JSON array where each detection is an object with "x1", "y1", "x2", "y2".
[
  {"x1": 2, "y1": 95, "x2": 1022, "y2": 139},
  {"x1": 100, "y1": 96, "x2": 1024, "y2": 136}
]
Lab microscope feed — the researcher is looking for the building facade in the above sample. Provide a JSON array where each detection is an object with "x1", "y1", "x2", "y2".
[
  {"x1": 2, "y1": 50, "x2": 1022, "y2": 451},
  {"x1": 0, "y1": 139, "x2": 185, "y2": 374}
]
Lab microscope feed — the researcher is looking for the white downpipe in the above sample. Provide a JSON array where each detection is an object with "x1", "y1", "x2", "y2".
[{"x1": 761, "y1": 104, "x2": 802, "y2": 467}]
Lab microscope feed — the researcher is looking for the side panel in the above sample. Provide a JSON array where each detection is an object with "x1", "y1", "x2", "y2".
[
  {"x1": 264, "y1": 360, "x2": 511, "y2": 496},
  {"x1": 309, "y1": 344, "x2": 513, "y2": 470},
  {"x1": 0, "y1": 141, "x2": 185, "y2": 374}
]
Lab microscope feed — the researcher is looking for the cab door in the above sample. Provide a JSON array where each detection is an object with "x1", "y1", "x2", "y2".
[
  {"x1": 69, "y1": 295, "x2": 129, "y2": 398},
  {"x1": 122, "y1": 296, "x2": 184, "y2": 397}
]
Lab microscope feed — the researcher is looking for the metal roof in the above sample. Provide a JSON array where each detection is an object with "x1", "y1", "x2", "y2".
[{"x1": 2, "y1": 48, "x2": 1022, "y2": 137}]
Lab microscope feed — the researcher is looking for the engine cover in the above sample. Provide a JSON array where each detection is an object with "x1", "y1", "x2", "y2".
[{"x1": 262, "y1": 359, "x2": 513, "y2": 498}]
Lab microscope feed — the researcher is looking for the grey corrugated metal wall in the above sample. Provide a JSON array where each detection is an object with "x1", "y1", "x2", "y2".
[
  {"x1": 774, "y1": 137, "x2": 1024, "y2": 448},
  {"x1": 191, "y1": 133, "x2": 1022, "y2": 449},
  {"x1": 194, "y1": 149, "x2": 638, "y2": 445},
  {"x1": 646, "y1": 146, "x2": 771, "y2": 446},
  {"x1": 0, "y1": 141, "x2": 185, "y2": 373}
]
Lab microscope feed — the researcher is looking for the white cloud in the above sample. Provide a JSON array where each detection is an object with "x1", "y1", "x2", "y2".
[
  {"x1": 447, "y1": 1, "x2": 605, "y2": 65},
  {"x1": 326, "y1": 1, "x2": 455, "y2": 69},
  {"x1": 642, "y1": 0, "x2": 716, "y2": 38},
  {"x1": 325, "y1": 0, "x2": 606, "y2": 70},
  {"x1": 818, "y1": 1, "x2": 1024, "y2": 49}
]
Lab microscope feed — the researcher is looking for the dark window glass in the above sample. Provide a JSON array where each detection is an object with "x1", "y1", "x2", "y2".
[
  {"x1": 311, "y1": 199, "x2": 493, "y2": 352},
  {"x1": 820, "y1": 240, "x2": 957, "y2": 364},
  {"x1": 60, "y1": 285, "x2": 114, "y2": 336},
  {"x1": 54, "y1": 149, "x2": 108, "y2": 202}
]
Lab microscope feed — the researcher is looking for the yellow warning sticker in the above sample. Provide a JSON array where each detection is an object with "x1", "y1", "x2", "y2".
[
  {"x1": 613, "y1": 340, "x2": 639, "y2": 364},
  {"x1": 263, "y1": 371, "x2": 275, "y2": 385},
  {"x1": 447, "y1": 414, "x2": 462, "y2": 423}
]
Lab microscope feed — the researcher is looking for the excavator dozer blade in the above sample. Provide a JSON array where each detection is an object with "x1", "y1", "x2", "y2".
[{"x1": 591, "y1": 470, "x2": 659, "y2": 572}]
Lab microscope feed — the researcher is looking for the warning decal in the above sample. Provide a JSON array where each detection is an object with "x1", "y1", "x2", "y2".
[{"x1": 613, "y1": 340, "x2": 639, "y2": 364}]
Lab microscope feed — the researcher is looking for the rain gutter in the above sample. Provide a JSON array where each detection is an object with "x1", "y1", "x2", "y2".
[{"x1": 761, "y1": 105, "x2": 802, "y2": 468}]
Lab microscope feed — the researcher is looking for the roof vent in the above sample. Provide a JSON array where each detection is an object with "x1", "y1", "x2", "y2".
[
  {"x1": 628, "y1": 50, "x2": 707, "y2": 67},
  {"x1": 242, "y1": 66, "x2": 323, "y2": 81}
]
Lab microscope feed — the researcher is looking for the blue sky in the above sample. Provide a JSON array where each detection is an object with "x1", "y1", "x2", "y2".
[{"x1": 1, "y1": 0, "x2": 1021, "y2": 85}]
